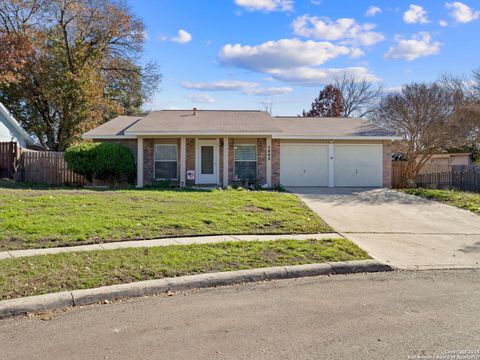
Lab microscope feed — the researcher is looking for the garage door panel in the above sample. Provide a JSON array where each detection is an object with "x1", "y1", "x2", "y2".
[
  {"x1": 334, "y1": 145, "x2": 382, "y2": 187},
  {"x1": 280, "y1": 144, "x2": 328, "y2": 186}
]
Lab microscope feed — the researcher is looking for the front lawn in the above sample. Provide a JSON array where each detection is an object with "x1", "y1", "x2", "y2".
[
  {"x1": 0, "y1": 238, "x2": 368, "y2": 300},
  {"x1": 402, "y1": 188, "x2": 480, "y2": 215},
  {"x1": 0, "y1": 187, "x2": 331, "y2": 250}
]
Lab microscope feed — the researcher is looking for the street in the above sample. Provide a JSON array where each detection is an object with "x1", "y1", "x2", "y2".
[{"x1": 1, "y1": 270, "x2": 480, "y2": 360}]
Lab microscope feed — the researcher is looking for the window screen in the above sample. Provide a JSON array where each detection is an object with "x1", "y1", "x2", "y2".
[
  {"x1": 234, "y1": 144, "x2": 257, "y2": 180},
  {"x1": 154, "y1": 144, "x2": 178, "y2": 180}
]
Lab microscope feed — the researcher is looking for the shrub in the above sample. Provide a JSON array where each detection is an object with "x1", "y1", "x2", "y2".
[
  {"x1": 65, "y1": 142, "x2": 135, "y2": 183},
  {"x1": 92, "y1": 143, "x2": 135, "y2": 183},
  {"x1": 64, "y1": 142, "x2": 97, "y2": 181}
]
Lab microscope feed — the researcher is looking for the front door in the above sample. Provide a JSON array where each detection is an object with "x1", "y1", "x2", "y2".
[{"x1": 197, "y1": 140, "x2": 218, "y2": 184}]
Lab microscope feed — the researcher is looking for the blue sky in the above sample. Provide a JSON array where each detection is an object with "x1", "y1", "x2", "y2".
[{"x1": 130, "y1": 0, "x2": 480, "y2": 115}]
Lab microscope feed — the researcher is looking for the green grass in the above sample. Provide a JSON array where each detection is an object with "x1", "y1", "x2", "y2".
[
  {"x1": 402, "y1": 188, "x2": 480, "y2": 215},
  {"x1": 0, "y1": 186, "x2": 331, "y2": 250},
  {"x1": 0, "y1": 239, "x2": 368, "y2": 300}
]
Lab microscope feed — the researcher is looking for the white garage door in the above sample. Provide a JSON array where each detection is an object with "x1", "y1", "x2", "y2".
[
  {"x1": 280, "y1": 144, "x2": 328, "y2": 186},
  {"x1": 334, "y1": 144, "x2": 382, "y2": 187}
]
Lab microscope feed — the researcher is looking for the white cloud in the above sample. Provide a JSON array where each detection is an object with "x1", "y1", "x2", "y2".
[
  {"x1": 218, "y1": 38, "x2": 378, "y2": 86},
  {"x1": 243, "y1": 86, "x2": 293, "y2": 95},
  {"x1": 439, "y1": 20, "x2": 449, "y2": 26},
  {"x1": 220, "y1": 38, "x2": 357, "y2": 72},
  {"x1": 160, "y1": 29, "x2": 192, "y2": 44},
  {"x1": 181, "y1": 80, "x2": 292, "y2": 96},
  {"x1": 310, "y1": 0, "x2": 322, "y2": 5},
  {"x1": 365, "y1": 6, "x2": 382, "y2": 17},
  {"x1": 234, "y1": 0, "x2": 293, "y2": 12},
  {"x1": 446, "y1": 2, "x2": 480, "y2": 23},
  {"x1": 181, "y1": 80, "x2": 258, "y2": 91},
  {"x1": 188, "y1": 93, "x2": 215, "y2": 103},
  {"x1": 403, "y1": 4, "x2": 429, "y2": 24},
  {"x1": 171, "y1": 29, "x2": 192, "y2": 44},
  {"x1": 384, "y1": 32, "x2": 441, "y2": 61},
  {"x1": 292, "y1": 15, "x2": 385, "y2": 46},
  {"x1": 268, "y1": 67, "x2": 380, "y2": 86}
]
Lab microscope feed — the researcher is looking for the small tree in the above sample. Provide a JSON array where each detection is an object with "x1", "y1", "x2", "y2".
[
  {"x1": 302, "y1": 85, "x2": 344, "y2": 117},
  {"x1": 372, "y1": 82, "x2": 478, "y2": 182}
]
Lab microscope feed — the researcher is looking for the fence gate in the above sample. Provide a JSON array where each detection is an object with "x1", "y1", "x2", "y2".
[{"x1": 0, "y1": 141, "x2": 19, "y2": 179}]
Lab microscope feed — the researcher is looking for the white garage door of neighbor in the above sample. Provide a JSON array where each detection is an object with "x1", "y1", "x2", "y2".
[
  {"x1": 334, "y1": 144, "x2": 382, "y2": 187},
  {"x1": 280, "y1": 144, "x2": 329, "y2": 186}
]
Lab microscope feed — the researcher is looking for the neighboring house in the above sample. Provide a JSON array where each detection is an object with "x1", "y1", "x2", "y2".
[
  {"x1": 418, "y1": 153, "x2": 473, "y2": 167},
  {"x1": 83, "y1": 109, "x2": 401, "y2": 188},
  {"x1": 0, "y1": 102, "x2": 35, "y2": 147}
]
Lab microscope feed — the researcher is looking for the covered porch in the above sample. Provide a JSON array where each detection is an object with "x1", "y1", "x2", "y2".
[{"x1": 136, "y1": 136, "x2": 274, "y2": 188}]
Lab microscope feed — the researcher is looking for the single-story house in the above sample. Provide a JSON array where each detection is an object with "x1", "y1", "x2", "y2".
[
  {"x1": 0, "y1": 102, "x2": 35, "y2": 147},
  {"x1": 83, "y1": 109, "x2": 401, "y2": 188}
]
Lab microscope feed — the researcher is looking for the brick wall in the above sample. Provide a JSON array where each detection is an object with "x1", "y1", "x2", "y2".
[
  {"x1": 271, "y1": 139, "x2": 280, "y2": 186},
  {"x1": 383, "y1": 140, "x2": 393, "y2": 188},
  {"x1": 257, "y1": 138, "x2": 266, "y2": 183},
  {"x1": 186, "y1": 138, "x2": 195, "y2": 186}
]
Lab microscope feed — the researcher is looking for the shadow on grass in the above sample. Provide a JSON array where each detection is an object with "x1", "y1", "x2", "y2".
[{"x1": 0, "y1": 180, "x2": 214, "y2": 192}]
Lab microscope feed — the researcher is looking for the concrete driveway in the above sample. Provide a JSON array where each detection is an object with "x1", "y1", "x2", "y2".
[{"x1": 291, "y1": 188, "x2": 480, "y2": 270}]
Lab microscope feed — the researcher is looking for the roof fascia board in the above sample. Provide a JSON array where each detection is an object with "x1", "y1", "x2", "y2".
[
  {"x1": 124, "y1": 131, "x2": 276, "y2": 136},
  {"x1": 273, "y1": 135, "x2": 403, "y2": 140}
]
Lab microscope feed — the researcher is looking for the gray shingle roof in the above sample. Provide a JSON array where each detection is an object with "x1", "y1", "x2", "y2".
[
  {"x1": 273, "y1": 116, "x2": 396, "y2": 137},
  {"x1": 125, "y1": 110, "x2": 278, "y2": 134},
  {"x1": 84, "y1": 116, "x2": 143, "y2": 137},
  {"x1": 83, "y1": 110, "x2": 397, "y2": 139}
]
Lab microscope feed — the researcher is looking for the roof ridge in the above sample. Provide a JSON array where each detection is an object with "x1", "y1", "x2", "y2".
[{"x1": 150, "y1": 109, "x2": 265, "y2": 113}]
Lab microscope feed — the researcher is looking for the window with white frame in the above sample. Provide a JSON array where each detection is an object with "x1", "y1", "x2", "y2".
[
  {"x1": 234, "y1": 144, "x2": 257, "y2": 180},
  {"x1": 154, "y1": 144, "x2": 178, "y2": 180}
]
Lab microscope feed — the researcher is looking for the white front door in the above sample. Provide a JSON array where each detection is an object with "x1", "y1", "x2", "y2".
[{"x1": 196, "y1": 140, "x2": 218, "y2": 184}]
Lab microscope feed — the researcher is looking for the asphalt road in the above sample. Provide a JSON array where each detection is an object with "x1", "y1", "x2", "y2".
[{"x1": 1, "y1": 270, "x2": 480, "y2": 360}]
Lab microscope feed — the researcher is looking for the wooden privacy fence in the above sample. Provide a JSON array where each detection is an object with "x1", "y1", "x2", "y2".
[
  {"x1": 0, "y1": 141, "x2": 19, "y2": 178},
  {"x1": 417, "y1": 165, "x2": 480, "y2": 192},
  {"x1": 19, "y1": 150, "x2": 86, "y2": 185},
  {"x1": 392, "y1": 161, "x2": 480, "y2": 192}
]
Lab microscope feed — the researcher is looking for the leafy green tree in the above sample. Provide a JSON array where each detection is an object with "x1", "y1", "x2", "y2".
[{"x1": 0, "y1": 0, "x2": 160, "y2": 150}]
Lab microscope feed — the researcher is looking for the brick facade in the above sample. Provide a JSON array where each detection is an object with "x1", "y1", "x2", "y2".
[
  {"x1": 383, "y1": 140, "x2": 393, "y2": 188},
  {"x1": 257, "y1": 138, "x2": 266, "y2": 183},
  {"x1": 96, "y1": 137, "x2": 391, "y2": 188},
  {"x1": 186, "y1": 138, "x2": 195, "y2": 187},
  {"x1": 271, "y1": 139, "x2": 280, "y2": 186}
]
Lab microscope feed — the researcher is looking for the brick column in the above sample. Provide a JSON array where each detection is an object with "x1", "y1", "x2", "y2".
[{"x1": 383, "y1": 141, "x2": 393, "y2": 188}]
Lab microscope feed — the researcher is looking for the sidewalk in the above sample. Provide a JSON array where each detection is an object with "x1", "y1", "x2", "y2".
[{"x1": 0, "y1": 233, "x2": 343, "y2": 260}]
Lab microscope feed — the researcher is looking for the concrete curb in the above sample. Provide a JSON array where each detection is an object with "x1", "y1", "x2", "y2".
[{"x1": 0, "y1": 260, "x2": 393, "y2": 319}]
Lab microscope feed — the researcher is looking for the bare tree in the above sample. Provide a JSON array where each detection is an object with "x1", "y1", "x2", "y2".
[
  {"x1": 261, "y1": 99, "x2": 273, "y2": 115},
  {"x1": 372, "y1": 82, "x2": 478, "y2": 182},
  {"x1": 333, "y1": 74, "x2": 383, "y2": 118}
]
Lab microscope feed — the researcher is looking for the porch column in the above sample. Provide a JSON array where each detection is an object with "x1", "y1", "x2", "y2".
[
  {"x1": 180, "y1": 137, "x2": 186, "y2": 187},
  {"x1": 136, "y1": 137, "x2": 144, "y2": 188},
  {"x1": 266, "y1": 137, "x2": 272, "y2": 187},
  {"x1": 223, "y1": 137, "x2": 229, "y2": 187},
  {"x1": 328, "y1": 142, "x2": 334, "y2": 188}
]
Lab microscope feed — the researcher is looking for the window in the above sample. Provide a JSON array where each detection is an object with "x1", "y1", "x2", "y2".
[
  {"x1": 234, "y1": 144, "x2": 257, "y2": 180},
  {"x1": 154, "y1": 144, "x2": 178, "y2": 180}
]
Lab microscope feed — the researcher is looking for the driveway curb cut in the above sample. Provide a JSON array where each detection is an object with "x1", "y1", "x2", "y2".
[{"x1": 0, "y1": 260, "x2": 392, "y2": 319}]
